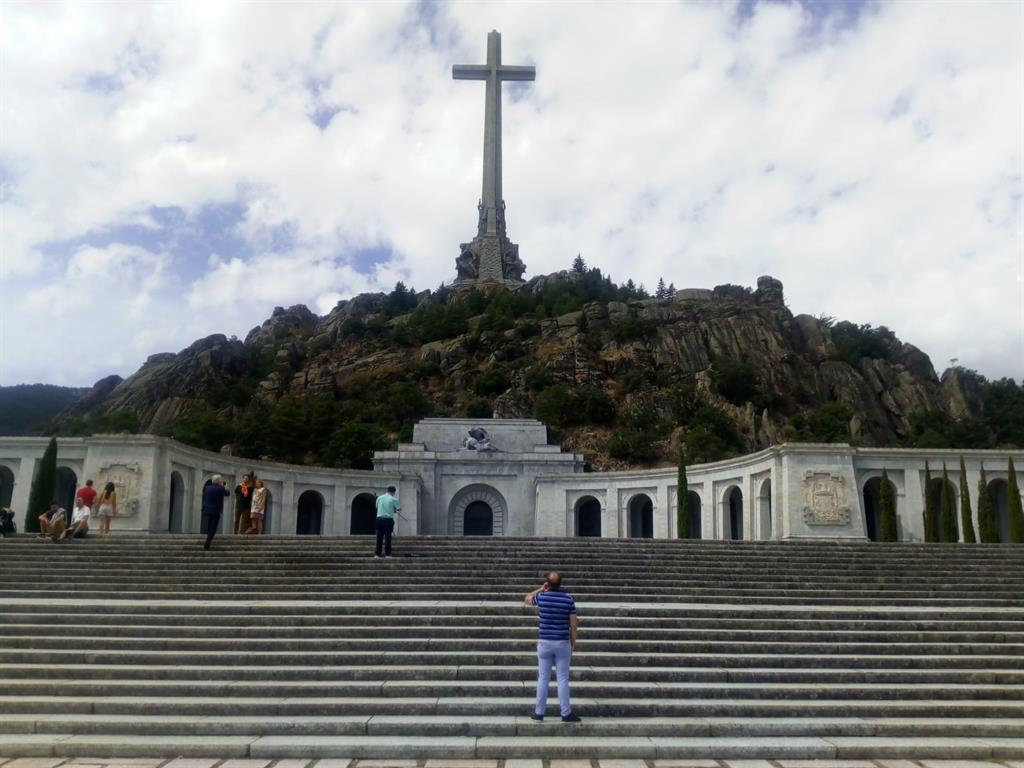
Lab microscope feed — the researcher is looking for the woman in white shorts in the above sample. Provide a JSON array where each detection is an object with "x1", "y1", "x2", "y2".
[{"x1": 96, "y1": 481, "x2": 117, "y2": 535}]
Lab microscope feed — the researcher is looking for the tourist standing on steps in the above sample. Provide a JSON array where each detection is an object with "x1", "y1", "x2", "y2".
[
  {"x1": 233, "y1": 474, "x2": 254, "y2": 535},
  {"x1": 374, "y1": 485, "x2": 401, "y2": 558},
  {"x1": 95, "y1": 482, "x2": 117, "y2": 535},
  {"x1": 524, "y1": 570, "x2": 581, "y2": 723},
  {"x1": 75, "y1": 479, "x2": 97, "y2": 513},
  {"x1": 202, "y1": 475, "x2": 230, "y2": 550},
  {"x1": 247, "y1": 478, "x2": 267, "y2": 535}
]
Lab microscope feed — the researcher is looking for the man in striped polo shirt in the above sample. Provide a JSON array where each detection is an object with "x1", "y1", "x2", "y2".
[{"x1": 523, "y1": 570, "x2": 581, "y2": 723}]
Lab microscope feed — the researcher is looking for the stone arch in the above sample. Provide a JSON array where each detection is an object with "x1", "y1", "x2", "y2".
[
  {"x1": 449, "y1": 485, "x2": 506, "y2": 536},
  {"x1": 862, "y1": 476, "x2": 882, "y2": 542},
  {"x1": 686, "y1": 491, "x2": 702, "y2": 539},
  {"x1": 168, "y1": 471, "x2": 185, "y2": 533},
  {"x1": 927, "y1": 476, "x2": 959, "y2": 541},
  {"x1": 723, "y1": 485, "x2": 743, "y2": 540},
  {"x1": 0, "y1": 465, "x2": 14, "y2": 510},
  {"x1": 987, "y1": 478, "x2": 1010, "y2": 543},
  {"x1": 757, "y1": 478, "x2": 772, "y2": 540},
  {"x1": 296, "y1": 490, "x2": 324, "y2": 535},
  {"x1": 351, "y1": 492, "x2": 377, "y2": 535},
  {"x1": 55, "y1": 467, "x2": 77, "y2": 514},
  {"x1": 627, "y1": 493, "x2": 654, "y2": 538},
  {"x1": 574, "y1": 495, "x2": 601, "y2": 537}
]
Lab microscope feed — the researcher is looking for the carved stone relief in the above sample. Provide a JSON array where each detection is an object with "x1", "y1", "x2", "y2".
[{"x1": 801, "y1": 471, "x2": 851, "y2": 526}]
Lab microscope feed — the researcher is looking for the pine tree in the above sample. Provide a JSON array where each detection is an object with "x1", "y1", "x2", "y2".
[
  {"x1": 879, "y1": 468, "x2": 898, "y2": 542},
  {"x1": 958, "y1": 456, "x2": 976, "y2": 543},
  {"x1": 676, "y1": 450, "x2": 689, "y2": 539},
  {"x1": 572, "y1": 254, "x2": 586, "y2": 273},
  {"x1": 667, "y1": 282, "x2": 677, "y2": 299},
  {"x1": 977, "y1": 466, "x2": 998, "y2": 543},
  {"x1": 923, "y1": 461, "x2": 936, "y2": 542},
  {"x1": 939, "y1": 464, "x2": 957, "y2": 542},
  {"x1": 25, "y1": 436, "x2": 57, "y2": 534},
  {"x1": 1008, "y1": 457, "x2": 1024, "y2": 544},
  {"x1": 656, "y1": 277, "x2": 668, "y2": 300}
]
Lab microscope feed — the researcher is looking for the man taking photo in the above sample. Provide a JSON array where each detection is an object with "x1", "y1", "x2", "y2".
[{"x1": 524, "y1": 570, "x2": 581, "y2": 723}]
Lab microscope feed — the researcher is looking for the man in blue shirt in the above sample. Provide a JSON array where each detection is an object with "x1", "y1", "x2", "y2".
[
  {"x1": 523, "y1": 570, "x2": 581, "y2": 722},
  {"x1": 374, "y1": 486, "x2": 401, "y2": 558}
]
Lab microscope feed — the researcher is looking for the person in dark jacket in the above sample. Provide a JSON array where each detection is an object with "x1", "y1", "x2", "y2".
[
  {"x1": 202, "y1": 474, "x2": 230, "y2": 550},
  {"x1": 0, "y1": 507, "x2": 15, "y2": 536}
]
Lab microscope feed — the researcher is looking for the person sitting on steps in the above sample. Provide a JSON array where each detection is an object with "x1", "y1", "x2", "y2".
[
  {"x1": 60, "y1": 496, "x2": 90, "y2": 540},
  {"x1": 37, "y1": 501, "x2": 67, "y2": 541},
  {"x1": 0, "y1": 506, "x2": 16, "y2": 537}
]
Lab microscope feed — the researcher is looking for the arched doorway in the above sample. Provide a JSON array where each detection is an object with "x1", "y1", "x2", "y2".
[
  {"x1": 628, "y1": 494, "x2": 654, "y2": 538},
  {"x1": 296, "y1": 490, "x2": 323, "y2": 535},
  {"x1": 55, "y1": 467, "x2": 77, "y2": 514},
  {"x1": 168, "y1": 471, "x2": 184, "y2": 533},
  {"x1": 575, "y1": 496, "x2": 601, "y2": 537},
  {"x1": 725, "y1": 486, "x2": 743, "y2": 540},
  {"x1": 927, "y1": 477, "x2": 959, "y2": 542},
  {"x1": 862, "y1": 477, "x2": 882, "y2": 542},
  {"x1": 0, "y1": 465, "x2": 14, "y2": 510},
  {"x1": 464, "y1": 500, "x2": 493, "y2": 536},
  {"x1": 199, "y1": 478, "x2": 223, "y2": 535},
  {"x1": 757, "y1": 479, "x2": 772, "y2": 540},
  {"x1": 686, "y1": 491, "x2": 702, "y2": 539},
  {"x1": 351, "y1": 493, "x2": 376, "y2": 535},
  {"x1": 450, "y1": 485, "x2": 507, "y2": 536},
  {"x1": 988, "y1": 479, "x2": 1010, "y2": 543}
]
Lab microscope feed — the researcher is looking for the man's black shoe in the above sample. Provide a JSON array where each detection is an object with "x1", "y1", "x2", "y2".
[
  {"x1": 530, "y1": 713, "x2": 544, "y2": 722},
  {"x1": 561, "y1": 712, "x2": 581, "y2": 723}
]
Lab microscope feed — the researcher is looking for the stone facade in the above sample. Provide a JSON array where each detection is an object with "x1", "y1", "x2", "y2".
[{"x1": 1, "y1": 420, "x2": 1021, "y2": 542}]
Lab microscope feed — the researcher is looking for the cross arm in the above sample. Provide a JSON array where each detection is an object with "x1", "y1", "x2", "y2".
[
  {"x1": 498, "y1": 65, "x2": 536, "y2": 81},
  {"x1": 453, "y1": 65, "x2": 490, "y2": 80}
]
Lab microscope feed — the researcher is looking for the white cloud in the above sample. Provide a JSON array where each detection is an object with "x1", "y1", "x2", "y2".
[{"x1": 0, "y1": 0, "x2": 1021, "y2": 386}]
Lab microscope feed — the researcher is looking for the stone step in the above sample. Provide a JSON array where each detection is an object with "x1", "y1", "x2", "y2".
[
  {"x1": 3, "y1": 713, "x2": 1024, "y2": 738},
  {"x1": 4, "y1": 677, "x2": 1024, "y2": 701},
  {"x1": 3, "y1": 662, "x2": 1020, "y2": 684},
  {"x1": 3, "y1": 695, "x2": 1024, "y2": 718},
  {"x1": 5, "y1": 623, "x2": 1022, "y2": 643},
  {"x1": 1, "y1": 732, "x2": 1023, "y2": 760}
]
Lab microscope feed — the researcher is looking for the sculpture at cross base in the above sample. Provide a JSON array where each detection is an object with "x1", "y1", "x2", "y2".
[{"x1": 452, "y1": 30, "x2": 534, "y2": 284}]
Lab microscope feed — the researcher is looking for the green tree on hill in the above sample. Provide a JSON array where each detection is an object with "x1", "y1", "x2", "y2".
[
  {"x1": 1008, "y1": 457, "x2": 1024, "y2": 544},
  {"x1": 939, "y1": 464, "x2": 957, "y2": 543},
  {"x1": 976, "y1": 466, "x2": 997, "y2": 543},
  {"x1": 878, "y1": 468, "x2": 898, "y2": 542},
  {"x1": 25, "y1": 436, "x2": 57, "y2": 533},
  {"x1": 958, "y1": 457, "x2": 976, "y2": 543},
  {"x1": 676, "y1": 451, "x2": 689, "y2": 539}
]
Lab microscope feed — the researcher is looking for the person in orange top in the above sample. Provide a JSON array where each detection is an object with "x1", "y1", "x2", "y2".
[{"x1": 233, "y1": 474, "x2": 253, "y2": 535}]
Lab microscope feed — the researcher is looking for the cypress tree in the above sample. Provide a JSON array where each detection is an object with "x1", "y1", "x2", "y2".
[
  {"x1": 923, "y1": 461, "x2": 936, "y2": 542},
  {"x1": 977, "y1": 466, "x2": 998, "y2": 543},
  {"x1": 939, "y1": 464, "x2": 957, "y2": 543},
  {"x1": 1008, "y1": 457, "x2": 1024, "y2": 544},
  {"x1": 878, "y1": 469, "x2": 898, "y2": 542},
  {"x1": 958, "y1": 457, "x2": 976, "y2": 543},
  {"x1": 676, "y1": 450, "x2": 690, "y2": 539},
  {"x1": 25, "y1": 437, "x2": 57, "y2": 534}
]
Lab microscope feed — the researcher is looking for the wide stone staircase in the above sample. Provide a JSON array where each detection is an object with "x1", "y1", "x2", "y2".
[{"x1": 0, "y1": 536, "x2": 1022, "y2": 759}]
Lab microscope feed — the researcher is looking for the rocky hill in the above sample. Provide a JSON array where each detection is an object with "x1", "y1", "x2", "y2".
[
  {"x1": 0, "y1": 384, "x2": 90, "y2": 435},
  {"x1": 52, "y1": 269, "x2": 1021, "y2": 470}
]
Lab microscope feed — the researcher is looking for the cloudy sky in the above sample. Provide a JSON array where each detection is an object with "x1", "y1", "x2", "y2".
[{"x1": 0, "y1": 0, "x2": 1021, "y2": 387}]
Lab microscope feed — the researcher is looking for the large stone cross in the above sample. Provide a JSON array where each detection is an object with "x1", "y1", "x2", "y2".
[{"x1": 453, "y1": 30, "x2": 534, "y2": 283}]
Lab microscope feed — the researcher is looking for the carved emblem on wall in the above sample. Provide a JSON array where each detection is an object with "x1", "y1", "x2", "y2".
[
  {"x1": 97, "y1": 462, "x2": 144, "y2": 518},
  {"x1": 801, "y1": 471, "x2": 851, "y2": 526}
]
